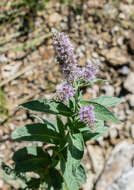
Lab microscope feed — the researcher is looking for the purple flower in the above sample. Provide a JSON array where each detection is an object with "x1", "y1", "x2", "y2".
[
  {"x1": 81, "y1": 61, "x2": 98, "y2": 81},
  {"x1": 55, "y1": 84, "x2": 75, "y2": 102},
  {"x1": 52, "y1": 29, "x2": 77, "y2": 80},
  {"x1": 75, "y1": 60, "x2": 99, "y2": 82},
  {"x1": 52, "y1": 29, "x2": 99, "y2": 83},
  {"x1": 79, "y1": 105, "x2": 95, "y2": 126}
]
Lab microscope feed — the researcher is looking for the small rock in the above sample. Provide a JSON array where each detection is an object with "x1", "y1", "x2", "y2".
[
  {"x1": 49, "y1": 13, "x2": 62, "y2": 24},
  {"x1": 109, "y1": 127, "x2": 118, "y2": 139},
  {"x1": 7, "y1": 51, "x2": 16, "y2": 59},
  {"x1": 82, "y1": 172, "x2": 94, "y2": 190},
  {"x1": 101, "y1": 48, "x2": 129, "y2": 65},
  {"x1": 95, "y1": 141, "x2": 134, "y2": 190},
  {"x1": 102, "y1": 84, "x2": 114, "y2": 96},
  {"x1": 127, "y1": 94, "x2": 134, "y2": 106},
  {"x1": 120, "y1": 4, "x2": 134, "y2": 19},
  {"x1": 124, "y1": 72, "x2": 134, "y2": 93},
  {"x1": 0, "y1": 54, "x2": 8, "y2": 63},
  {"x1": 87, "y1": 145, "x2": 104, "y2": 176},
  {"x1": 108, "y1": 168, "x2": 134, "y2": 190},
  {"x1": 130, "y1": 124, "x2": 134, "y2": 139},
  {"x1": 78, "y1": 57, "x2": 86, "y2": 66},
  {"x1": 0, "y1": 180, "x2": 4, "y2": 188},
  {"x1": 119, "y1": 66, "x2": 130, "y2": 75},
  {"x1": 103, "y1": 4, "x2": 118, "y2": 19}
]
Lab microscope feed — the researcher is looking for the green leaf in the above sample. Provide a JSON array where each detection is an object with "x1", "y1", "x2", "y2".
[
  {"x1": 89, "y1": 96, "x2": 124, "y2": 107},
  {"x1": 13, "y1": 146, "x2": 51, "y2": 172},
  {"x1": 20, "y1": 99, "x2": 72, "y2": 117},
  {"x1": 79, "y1": 78, "x2": 106, "y2": 87},
  {"x1": 26, "y1": 178, "x2": 40, "y2": 189},
  {"x1": 72, "y1": 165, "x2": 87, "y2": 186},
  {"x1": 47, "y1": 169, "x2": 63, "y2": 190},
  {"x1": 68, "y1": 133, "x2": 84, "y2": 167},
  {"x1": 12, "y1": 123, "x2": 60, "y2": 144},
  {"x1": 31, "y1": 115, "x2": 59, "y2": 132},
  {"x1": 60, "y1": 158, "x2": 79, "y2": 190},
  {"x1": 56, "y1": 117, "x2": 65, "y2": 136},
  {"x1": 60, "y1": 133, "x2": 84, "y2": 190},
  {"x1": 80, "y1": 101, "x2": 121, "y2": 123},
  {"x1": 82, "y1": 120, "x2": 109, "y2": 141}
]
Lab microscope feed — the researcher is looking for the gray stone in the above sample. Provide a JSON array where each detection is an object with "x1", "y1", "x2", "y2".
[
  {"x1": 102, "y1": 84, "x2": 114, "y2": 96},
  {"x1": 0, "y1": 54, "x2": 8, "y2": 63},
  {"x1": 127, "y1": 94, "x2": 134, "y2": 107},
  {"x1": 95, "y1": 141, "x2": 134, "y2": 190},
  {"x1": 101, "y1": 47, "x2": 129, "y2": 65},
  {"x1": 119, "y1": 66, "x2": 130, "y2": 75},
  {"x1": 124, "y1": 72, "x2": 134, "y2": 93},
  {"x1": 107, "y1": 168, "x2": 134, "y2": 190}
]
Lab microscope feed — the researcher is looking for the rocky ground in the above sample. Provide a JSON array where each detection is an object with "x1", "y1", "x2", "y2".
[{"x1": 0, "y1": 0, "x2": 134, "y2": 189}]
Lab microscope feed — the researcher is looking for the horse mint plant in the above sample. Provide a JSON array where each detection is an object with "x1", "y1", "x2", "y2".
[{"x1": 0, "y1": 30, "x2": 123, "y2": 190}]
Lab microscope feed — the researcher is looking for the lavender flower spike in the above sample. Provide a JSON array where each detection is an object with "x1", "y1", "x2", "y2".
[
  {"x1": 79, "y1": 105, "x2": 95, "y2": 126},
  {"x1": 75, "y1": 60, "x2": 99, "y2": 83},
  {"x1": 52, "y1": 29, "x2": 77, "y2": 81},
  {"x1": 55, "y1": 84, "x2": 75, "y2": 102}
]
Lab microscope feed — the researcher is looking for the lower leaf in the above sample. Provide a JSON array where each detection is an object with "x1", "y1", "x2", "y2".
[{"x1": 13, "y1": 146, "x2": 51, "y2": 173}]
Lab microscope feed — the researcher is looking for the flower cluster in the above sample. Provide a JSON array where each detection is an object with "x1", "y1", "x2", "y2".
[
  {"x1": 52, "y1": 29, "x2": 77, "y2": 82},
  {"x1": 79, "y1": 61, "x2": 99, "y2": 82},
  {"x1": 53, "y1": 30, "x2": 99, "y2": 84},
  {"x1": 79, "y1": 105, "x2": 95, "y2": 126},
  {"x1": 53, "y1": 30, "x2": 99, "y2": 107},
  {"x1": 55, "y1": 84, "x2": 75, "y2": 102}
]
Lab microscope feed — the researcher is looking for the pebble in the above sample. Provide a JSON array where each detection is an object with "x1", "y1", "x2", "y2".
[
  {"x1": 101, "y1": 47, "x2": 129, "y2": 65},
  {"x1": 87, "y1": 145, "x2": 104, "y2": 176},
  {"x1": 119, "y1": 66, "x2": 130, "y2": 75},
  {"x1": 108, "y1": 168, "x2": 134, "y2": 190},
  {"x1": 7, "y1": 51, "x2": 16, "y2": 59},
  {"x1": 82, "y1": 172, "x2": 94, "y2": 190},
  {"x1": 124, "y1": 72, "x2": 134, "y2": 93},
  {"x1": 49, "y1": 13, "x2": 62, "y2": 25},
  {"x1": 0, "y1": 54, "x2": 8, "y2": 63},
  {"x1": 109, "y1": 127, "x2": 118, "y2": 139},
  {"x1": 0, "y1": 180, "x2": 4, "y2": 188},
  {"x1": 130, "y1": 124, "x2": 134, "y2": 139},
  {"x1": 127, "y1": 94, "x2": 134, "y2": 107},
  {"x1": 102, "y1": 84, "x2": 114, "y2": 96}
]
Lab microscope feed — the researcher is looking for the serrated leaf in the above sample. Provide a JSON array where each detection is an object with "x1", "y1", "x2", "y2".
[
  {"x1": 80, "y1": 101, "x2": 121, "y2": 123},
  {"x1": 20, "y1": 99, "x2": 72, "y2": 117},
  {"x1": 60, "y1": 159, "x2": 79, "y2": 190},
  {"x1": 13, "y1": 146, "x2": 51, "y2": 172},
  {"x1": 82, "y1": 120, "x2": 109, "y2": 141},
  {"x1": 12, "y1": 123, "x2": 60, "y2": 144},
  {"x1": 60, "y1": 133, "x2": 84, "y2": 190},
  {"x1": 72, "y1": 165, "x2": 87, "y2": 185},
  {"x1": 68, "y1": 133, "x2": 84, "y2": 167},
  {"x1": 90, "y1": 96, "x2": 124, "y2": 107}
]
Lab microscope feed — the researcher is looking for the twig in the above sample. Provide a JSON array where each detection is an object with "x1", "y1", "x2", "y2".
[
  {"x1": 0, "y1": 65, "x2": 33, "y2": 88},
  {"x1": 0, "y1": 32, "x2": 22, "y2": 46},
  {"x1": 0, "y1": 33, "x2": 52, "y2": 53}
]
